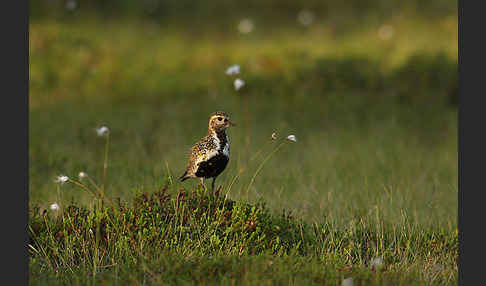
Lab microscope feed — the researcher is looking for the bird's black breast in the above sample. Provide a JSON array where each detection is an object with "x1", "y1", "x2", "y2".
[{"x1": 195, "y1": 154, "x2": 229, "y2": 179}]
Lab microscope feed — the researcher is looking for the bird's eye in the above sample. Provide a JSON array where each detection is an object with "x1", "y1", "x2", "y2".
[{"x1": 217, "y1": 117, "x2": 223, "y2": 121}]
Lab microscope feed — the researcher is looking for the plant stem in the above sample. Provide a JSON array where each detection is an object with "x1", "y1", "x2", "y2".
[
  {"x1": 249, "y1": 137, "x2": 275, "y2": 162},
  {"x1": 56, "y1": 184, "x2": 61, "y2": 206},
  {"x1": 68, "y1": 179, "x2": 98, "y2": 198},
  {"x1": 87, "y1": 176, "x2": 103, "y2": 195},
  {"x1": 225, "y1": 170, "x2": 241, "y2": 199},
  {"x1": 246, "y1": 140, "x2": 287, "y2": 198},
  {"x1": 244, "y1": 95, "x2": 250, "y2": 166},
  {"x1": 101, "y1": 134, "x2": 110, "y2": 199}
]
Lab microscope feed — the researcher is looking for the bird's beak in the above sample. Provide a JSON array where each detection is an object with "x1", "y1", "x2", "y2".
[{"x1": 228, "y1": 121, "x2": 236, "y2": 127}]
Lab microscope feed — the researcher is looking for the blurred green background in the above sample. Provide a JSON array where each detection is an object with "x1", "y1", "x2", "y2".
[{"x1": 29, "y1": 0, "x2": 457, "y2": 230}]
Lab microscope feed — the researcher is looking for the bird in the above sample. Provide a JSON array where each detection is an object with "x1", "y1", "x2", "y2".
[{"x1": 179, "y1": 111, "x2": 236, "y2": 193}]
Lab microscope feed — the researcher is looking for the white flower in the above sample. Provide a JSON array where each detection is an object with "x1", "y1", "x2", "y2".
[
  {"x1": 342, "y1": 277, "x2": 354, "y2": 286},
  {"x1": 96, "y1": 126, "x2": 110, "y2": 136},
  {"x1": 78, "y1": 172, "x2": 87, "y2": 179},
  {"x1": 234, "y1": 78, "x2": 245, "y2": 91},
  {"x1": 370, "y1": 257, "x2": 384, "y2": 270},
  {"x1": 297, "y1": 10, "x2": 315, "y2": 26},
  {"x1": 271, "y1": 132, "x2": 277, "y2": 140},
  {"x1": 286, "y1": 135, "x2": 297, "y2": 142},
  {"x1": 55, "y1": 175, "x2": 69, "y2": 184},
  {"x1": 65, "y1": 0, "x2": 77, "y2": 11},
  {"x1": 378, "y1": 25, "x2": 394, "y2": 40},
  {"x1": 225, "y1": 64, "x2": 240, "y2": 75},
  {"x1": 238, "y1": 19, "x2": 254, "y2": 34},
  {"x1": 50, "y1": 203, "x2": 60, "y2": 211}
]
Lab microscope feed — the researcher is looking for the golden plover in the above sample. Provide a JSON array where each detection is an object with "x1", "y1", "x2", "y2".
[{"x1": 179, "y1": 111, "x2": 236, "y2": 192}]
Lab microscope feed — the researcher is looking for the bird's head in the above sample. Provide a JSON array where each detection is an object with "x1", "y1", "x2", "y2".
[{"x1": 208, "y1": 111, "x2": 235, "y2": 133}]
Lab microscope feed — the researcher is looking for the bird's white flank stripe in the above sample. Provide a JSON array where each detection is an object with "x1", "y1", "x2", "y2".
[{"x1": 223, "y1": 135, "x2": 230, "y2": 156}]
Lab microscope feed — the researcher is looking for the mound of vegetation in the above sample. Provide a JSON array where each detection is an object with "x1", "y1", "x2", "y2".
[
  {"x1": 29, "y1": 187, "x2": 457, "y2": 285},
  {"x1": 29, "y1": 187, "x2": 313, "y2": 261}
]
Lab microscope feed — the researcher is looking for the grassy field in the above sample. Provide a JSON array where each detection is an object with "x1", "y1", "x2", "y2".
[{"x1": 29, "y1": 13, "x2": 458, "y2": 285}]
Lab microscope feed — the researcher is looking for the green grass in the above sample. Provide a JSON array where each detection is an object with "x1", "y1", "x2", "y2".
[
  {"x1": 29, "y1": 14, "x2": 458, "y2": 285},
  {"x1": 29, "y1": 188, "x2": 457, "y2": 285}
]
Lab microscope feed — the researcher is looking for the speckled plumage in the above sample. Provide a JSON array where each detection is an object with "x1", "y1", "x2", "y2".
[{"x1": 179, "y1": 112, "x2": 235, "y2": 191}]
